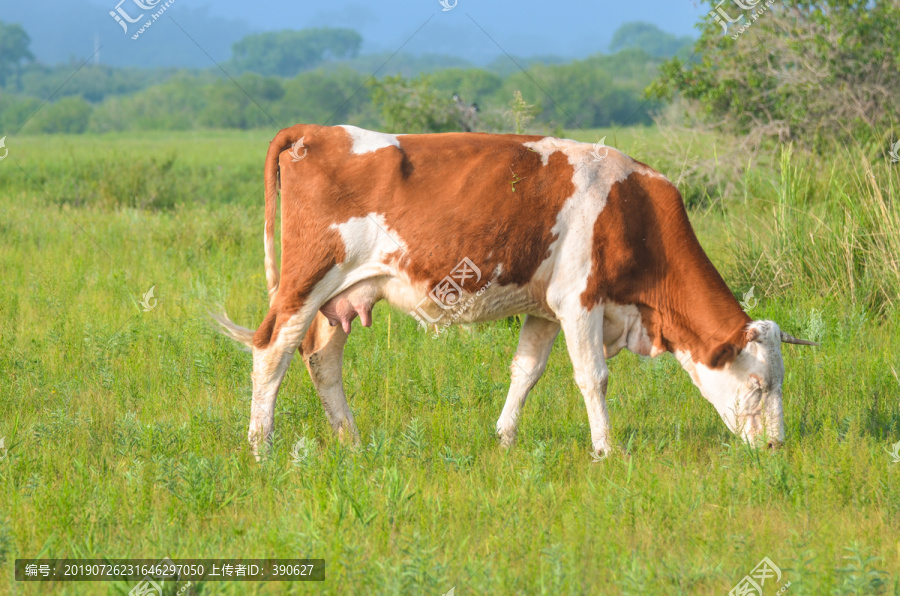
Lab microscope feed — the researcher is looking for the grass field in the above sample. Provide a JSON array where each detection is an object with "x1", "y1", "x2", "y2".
[{"x1": 1, "y1": 127, "x2": 899, "y2": 594}]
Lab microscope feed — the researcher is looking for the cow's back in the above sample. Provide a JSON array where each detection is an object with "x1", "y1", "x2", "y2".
[{"x1": 277, "y1": 126, "x2": 651, "y2": 295}]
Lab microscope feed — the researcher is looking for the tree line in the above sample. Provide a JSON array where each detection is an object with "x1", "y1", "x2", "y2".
[
  {"x1": 3, "y1": 1, "x2": 896, "y2": 148},
  {"x1": 0, "y1": 22, "x2": 682, "y2": 134}
]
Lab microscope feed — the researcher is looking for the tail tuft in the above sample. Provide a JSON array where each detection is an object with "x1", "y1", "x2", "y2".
[{"x1": 210, "y1": 310, "x2": 254, "y2": 351}]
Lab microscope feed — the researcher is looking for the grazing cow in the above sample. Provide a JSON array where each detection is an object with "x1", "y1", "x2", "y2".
[{"x1": 215, "y1": 124, "x2": 815, "y2": 459}]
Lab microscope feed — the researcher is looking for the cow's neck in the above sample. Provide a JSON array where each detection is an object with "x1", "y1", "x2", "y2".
[
  {"x1": 584, "y1": 170, "x2": 752, "y2": 365},
  {"x1": 637, "y1": 173, "x2": 751, "y2": 364},
  {"x1": 651, "y1": 236, "x2": 751, "y2": 366}
]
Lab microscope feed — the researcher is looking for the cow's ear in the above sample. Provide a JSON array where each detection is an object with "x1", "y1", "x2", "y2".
[{"x1": 707, "y1": 342, "x2": 740, "y2": 369}]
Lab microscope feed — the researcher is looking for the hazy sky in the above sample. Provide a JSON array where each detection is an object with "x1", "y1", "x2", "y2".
[
  {"x1": 1, "y1": 0, "x2": 707, "y2": 67},
  {"x1": 207, "y1": 0, "x2": 706, "y2": 59}
]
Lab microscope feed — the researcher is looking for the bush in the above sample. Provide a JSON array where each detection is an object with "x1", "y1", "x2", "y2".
[
  {"x1": 0, "y1": 92, "x2": 40, "y2": 132},
  {"x1": 88, "y1": 75, "x2": 211, "y2": 132},
  {"x1": 501, "y1": 50, "x2": 662, "y2": 128},
  {"x1": 276, "y1": 67, "x2": 376, "y2": 126},
  {"x1": 428, "y1": 68, "x2": 503, "y2": 104},
  {"x1": 23, "y1": 96, "x2": 93, "y2": 134},
  {"x1": 649, "y1": 0, "x2": 900, "y2": 150},
  {"x1": 368, "y1": 75, "x2": 461, "y2": 133},
  {"x1": 199, "y1": 74, "x2": 284, "y2": 129}
]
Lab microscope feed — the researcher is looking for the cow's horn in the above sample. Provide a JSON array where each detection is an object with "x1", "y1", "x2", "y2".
[{"x1": 781, "y1": 331, "x2": 819, "y2": 346}]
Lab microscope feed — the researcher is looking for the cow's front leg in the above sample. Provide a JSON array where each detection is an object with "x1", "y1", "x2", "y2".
[
  {"x1": 496, "y1": 315, "x2": 560, "y2": 447},
  {"x1": 249, "y1": 308, "x2": 316, "y2": 460},
  {"x1": 558, "y1": 303, "x2": 612, "y2": 457},
  {"x1": 301, "y1": 312, "x2": 360, "y2": 445}
]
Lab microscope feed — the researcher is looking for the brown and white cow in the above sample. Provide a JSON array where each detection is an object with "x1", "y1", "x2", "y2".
[{"x1": 215, "y1": 124, "x2": 815, "y2": 459}]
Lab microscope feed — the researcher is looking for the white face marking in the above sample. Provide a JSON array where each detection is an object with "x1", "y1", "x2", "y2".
[
  {"x1": 676, "y1": 321, "x2": 785, "y2": 445},
  {"x1": 338, "y1": 124, "x2": 400, "y2": 154}
]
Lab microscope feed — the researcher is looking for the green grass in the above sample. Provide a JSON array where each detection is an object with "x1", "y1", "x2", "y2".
[{"x1": 1, "y1": 129, "x2": 899, "y2": 595}]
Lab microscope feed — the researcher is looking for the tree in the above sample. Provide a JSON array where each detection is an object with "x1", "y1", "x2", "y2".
[
  {"x1": 609, "y1": 22, "x2": 694, "y2": 58},
  {"x1": 200, "y1": 74, "x2": 283, "y2": 129},
  {"x1": 368, "y1": 75, "x2": 461, "y2": 133},
  {"x1": 0, "y1": 21, "x2": 34, "y2": 86},
  {"x1": 428, "y1": 68, "x2": 503, "y2": 102},
  {"x1": 276, "y1": 67, "x2": 375, "y2": 126},
  {"x1": 500, "y1": 51, "x2": 661, "y2": 129},
  {"x1": 230, "y1": 28, "x2": 362, "y2": 77},
  {"x1": 26, "y1": 97, "x2": 92, "y2": 134},
  {"x1": 648, "y1": 0, "x2": 900, "y2": 149}
]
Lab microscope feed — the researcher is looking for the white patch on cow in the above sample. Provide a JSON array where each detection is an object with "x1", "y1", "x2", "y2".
[
  {"x1": 339, "y1": 124, "x2": 400, "y2": 154},
  {"x1": 516, "y1": 138, "x2": 672, "y2": 456},
  {"x1": 325, "y1": 214, "x2": 430, "y2": 323},
  {"x1": 383, "y1": 275, "x2": 548, "y2": 326},
  {"x1": 264, "y1": 228, "x2": 278, "y2": 305},
  {"x1": 331, "y1": 213, "x2": 409, "y2": 272},
  {"x1": 630, "y1": 160, "x2": 668, "y2": 180},
  {"x1": 521, "y1": 137, "x2": 635, "y2": 312},
  {"x1": 602, "y1": 302, "x2": 659, "y2": 358},
  {"x1": 525, "y1": 136, "x2": 616, "y2": 166},
  {"x1": 525, "y1": 136, "x2": 667, "y2": 181}
]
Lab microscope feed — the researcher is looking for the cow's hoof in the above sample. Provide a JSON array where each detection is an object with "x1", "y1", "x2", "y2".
[
  {"x1": 249, "y1": 441, "x2": 269, "y2": 463},
  {"x1": 496, "y1": 426, "x2": 517, "y2": 448},
  {"x1": 591, "y1": 444, "x2": 630, "y2": 462},
  {"x1": 590, "y1": 450, "x2": 609, "y2": 463},
  {"x1": 336, "y1": 420, "x2": 362, "y2": 446},
  {"x1": 590, "y1": 441, "x2": 613, "y2": 462},
  {"x1": 248, "y1": 429, "x2": 272, "y2": 462}
]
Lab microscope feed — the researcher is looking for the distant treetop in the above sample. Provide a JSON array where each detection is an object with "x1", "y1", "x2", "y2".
[
  {"x1": 609, "y1": 22, "x2": 694, "y2": 58},
  {"x1": 0, "y1": 21, "x2": 34, "y2": 85},
  {"x1": 229, "y1": 28, "x2": 363, "y2": 77}
]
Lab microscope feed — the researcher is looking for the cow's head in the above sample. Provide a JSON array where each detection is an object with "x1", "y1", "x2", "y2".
[{"x1": 678, "y1": 320, "x2": 816, "y2": 448}]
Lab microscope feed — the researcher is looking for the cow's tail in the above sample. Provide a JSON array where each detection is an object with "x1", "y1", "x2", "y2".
[
  {"x1": 264, "y1": 131, "x2": 286, "y2": 306},
  {"x1": 215, "y1": 127, "x2": 310, "y2": 348},
  {"x1": 212, "y1": 128, "x2": 304, "y2": 350},
  {"x1": 210, "y1": 311, "x2": 254, "y2": 350}
]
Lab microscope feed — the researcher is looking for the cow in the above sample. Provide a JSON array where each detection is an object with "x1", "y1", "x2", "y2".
[{"x1": 214, "y1": 124, "x2": 816, "y2": 460}]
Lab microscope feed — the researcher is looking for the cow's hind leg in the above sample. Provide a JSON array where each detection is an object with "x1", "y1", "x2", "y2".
[
  {"x1": 301, "y1": 312, "x2": 360, "y2": 444},
  {"x1": 496, "y1": 315, "x2": 560, "y2": 447},
  {"x1": 249, "y1": 307, "x2": 318, "y2": 460},
  {"x1": 556, "y1": 302, "x2": 612, "y2": 457}
]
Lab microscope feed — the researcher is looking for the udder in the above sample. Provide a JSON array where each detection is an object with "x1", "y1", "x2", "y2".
[{"x1": 319, "y1": 281, "x2": 380, "y2": 334}]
